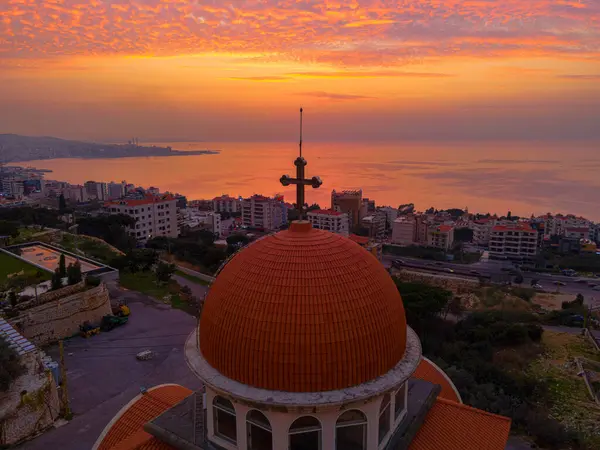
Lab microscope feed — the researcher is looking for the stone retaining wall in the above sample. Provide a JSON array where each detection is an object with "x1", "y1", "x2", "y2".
[{"x1": 10, "y1": 283, "x2": 111, "y2": 345}]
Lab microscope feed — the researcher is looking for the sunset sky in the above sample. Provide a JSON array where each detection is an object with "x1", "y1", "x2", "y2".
[{"x1": 1, "y1": 0, "x2": 599, "y2": 142}]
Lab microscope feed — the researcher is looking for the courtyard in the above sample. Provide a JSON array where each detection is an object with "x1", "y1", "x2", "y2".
[
  {"x1": 0, "y1": 251, "x2": 50, "y2": 282},
  {"x1": 18, "y1": 288, "x2": 202, "y2": 450}
]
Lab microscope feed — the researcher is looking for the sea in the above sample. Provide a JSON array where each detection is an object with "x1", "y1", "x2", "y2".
[{"x1": 20, "y1": 140, "x2": 600, "y2": 221}]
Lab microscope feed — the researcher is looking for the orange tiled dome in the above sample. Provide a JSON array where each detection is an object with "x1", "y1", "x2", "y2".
[{"x1": 199, "y1": 221, "x2": 407, "y2": 393}]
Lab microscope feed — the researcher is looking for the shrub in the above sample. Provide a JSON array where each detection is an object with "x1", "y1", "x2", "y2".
[{"x1": 0, "y1": 337, "x2": 25, "y2": 391}]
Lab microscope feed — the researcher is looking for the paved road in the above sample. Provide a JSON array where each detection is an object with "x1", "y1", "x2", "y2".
[
  {"x1": 173, "y1": 274, "x2": 209, "y2": 300},
  {"x1": 19, "y1": 290, "x2": 201, "y2": 450},
  {"x1": 382, "y1": 254, "x2": 600, "y2": 303}
]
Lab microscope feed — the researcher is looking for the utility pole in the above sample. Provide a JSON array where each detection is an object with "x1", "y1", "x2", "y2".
[{"x1": 58, "y1": 340, "x2": 71, "y2": 418}]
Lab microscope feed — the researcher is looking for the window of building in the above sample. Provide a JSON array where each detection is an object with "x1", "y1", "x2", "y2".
[
  {"x1": 246, "y1": 410, "x2": 272, "y2": 450},
  {"x1": 213, "y1": 396, "x2": 237, "y2": 444},
  {"x1": 336, "y1": 410, "x2": 367, "y2": 450},
  {"x1": 289, "y1": 416, "x2": 321, "y2": 450},
  {"x1": 378, "y1": 394, "x2": 391, "y2": 444},
  {"x1": 395, "y1": 383, "x2": 407, "y2": 419}
]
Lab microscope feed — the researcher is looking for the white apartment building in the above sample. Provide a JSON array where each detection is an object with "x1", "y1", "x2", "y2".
[
  {"x1": 105, "y1": 194, "x2": 179, "y2": 243},
  {"x1": 543, "y1": 214, "x2": 591, "y2": 237},
  {"x1": 213, "y1": 195, "x2": 241, "y2": 213},
  {"x1": 1, "y1": 177, "x2": 25, "y2": 198},
  {"x1": 489, "y1": 223, "x2": 537, "y2": 260},
  {"x1": 563, "y1": 227, "x2": 590, "y2": 240},
  {"x1": 307, "y1": 209, "x2": 349, "y2": 236},
  {"x1": 427, "y1": 225, "x2": 455, "y2": 250},
  {"x1": 62, "y1": 185, "x2": 89, "y2": 203},
  {"x1": 378, "y1": 206, "x2": 399, "y2": 229},
  {"x1": 470, "y1": 218, "x2": 496, "y2": 246},
  {"x1": 180, "y1": 209, "x2": 222, "y2": 237},
  {"x1": 392, "y1": 216, "x2": 416, "y2": 245},
  {"x1": 361, "y1": 213, "x2": 386, "y2": 239},
  {"x1": 241, "y1": 195, "x2": 287, "y2": 231}
]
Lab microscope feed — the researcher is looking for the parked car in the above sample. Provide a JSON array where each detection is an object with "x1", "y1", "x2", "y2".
[
  {"x1": 533, "y1": 284, "x2": 543, "y2": 289},
  {"x1": 392, "y1": 259, "x2": 405, "y2": 268},
  {"x1": 593, "y1": 285, "x2": 600, "y2": 291}
]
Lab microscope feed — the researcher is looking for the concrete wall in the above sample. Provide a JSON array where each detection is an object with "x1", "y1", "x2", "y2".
[
  {"x1": 0, "y1": 353, "x2": 60, "y2": 446},
  {"x1": 10, "y1": 283, "x2": 111, "y2": 346}
]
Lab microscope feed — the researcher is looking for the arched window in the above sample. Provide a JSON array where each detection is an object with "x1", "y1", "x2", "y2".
[
  {"x1": 213, "y1": 396, "x2": 237, "y2": 444},
  {"x1": 246, "y1": 410, "x2": 272, "y2": 450},
  {"x1": 289, "y1": 416, "x2": 322, "y2": 450},
  {"x1": 378, "y1": 393, "x2": 391, "y2": 444},
  {"x1": 336, "y1": 410, "x2": 367, "y2": 450},
  {"x1": 395, "y1": 383, "x2": 407, "y2": 419}
]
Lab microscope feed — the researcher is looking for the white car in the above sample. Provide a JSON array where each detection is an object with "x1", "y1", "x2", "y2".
[
  {"x1": 533, "y1": 284, "x2": 543, "y2": 289},
  {"x1": 593, "y1": 285, "x2": 600, "y2": 291}
]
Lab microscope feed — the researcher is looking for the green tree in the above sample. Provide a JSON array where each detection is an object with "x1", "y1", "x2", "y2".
[
  {"x1": 0, "y1": 337, "x2": 25, "y2": 392},
  {"x1": 393, "y1": 280, "x2": 452, "y2": 328},
  {"x1": 7, "y1": 291, "x2": 18, "y2": 308},
  {"x1": 66, "y1": 261, "x2": 82, "y2": 285},
  {"x1": 58, "y1": 193, "x2": 67, "y2": 213},
  {"x1": 59, "y1": 253, "x2": 67, "y2": 277},
  {"x1": 514, "y1": 274, "x2": 524, "y2": 285},
  {"x1": 0, "y1": 220, "x2": 19, "y2": 238},
  {"x1": 51, "y1": 268, "x2": 63, "y2": 290},
  {"x1": 155, "y1": 262, "x2": 176, "y2": 284}
]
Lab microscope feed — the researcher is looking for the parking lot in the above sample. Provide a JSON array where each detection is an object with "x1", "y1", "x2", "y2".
[{"x1": 20, "y1": 289, "x2": 202, "y2": 450}]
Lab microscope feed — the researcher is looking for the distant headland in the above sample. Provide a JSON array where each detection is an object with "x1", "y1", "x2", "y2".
[{"x1": 0, "y1": 134, "x2": 219, "y2": 163}]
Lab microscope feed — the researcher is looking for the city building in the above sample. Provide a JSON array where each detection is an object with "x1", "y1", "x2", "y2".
[
  {"x1": 105, "y1": 194, "x2": 179, "y2": 243},
  {"x1": 0, "y1": 176, "x2": 25, "y2": 198},
  {"x1": 331, "y1": 189, "x2": 363, "y2": 227},
  {"x1": 392, "y1": 216, "x2": 416, "y2": 245},
  {"x1": 84, "y1": 181, "x2": 108, "y2": 201},
  {"x1": 62, "y1": 184, "x2": 89, "y2": 203},
  {"x1": 470, "y1": 218, "x2": 496, "y2": 246},
  {"x1": 213, "y1": 195, "x2": 241, "y2": 213},
  {"x1": 489, "y1": 223, "x2": 537, "y2": 260},
  {"x1": 543, "y1": 214, "x2": 591, "y2": 237},
  {"x1": 180, "y1": 209, "x2": 222, "y2": 237},
  {"x1": 427, "y1": 225, "x2": 455, "y2": 250},
  {"x1": 378, "y1": 206, "x2": 399, "y2": 229},
  {"x1": 414, "y1": 215, "x2": 430, "y2": 245},
  {"x1": 107, "y1": 181, "x2": 126, "y2": 200},
  {"x1": 361, "y1": 212, "x2": 386, "y2": 239},
  {"x1": 93, "y1": 221, "x2": 511, "y2": 450},
  {"x1": 564, "y1": 227, "x2": 590, "y2": 240},
  {"x1": 241, "y1": 195, "x2": 287, "y2": 230},
  {"x1": 307, "y1": 209, "x2": 349, "y2": 236}
]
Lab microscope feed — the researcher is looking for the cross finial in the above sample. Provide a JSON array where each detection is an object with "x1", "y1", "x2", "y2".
[{"x1": 280, "y1": 108, "x2": 322, "y2": 219}]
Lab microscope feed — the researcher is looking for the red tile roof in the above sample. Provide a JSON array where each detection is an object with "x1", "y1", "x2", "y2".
[
  {"x1": 95, "y1": 384, "x2": 192, "y2": 450},
  {"x1": 436, "y1": 225, "x2": 454, "y2": 232},
  {"x1": 409, "y1": 398, "x2": 511, "y2": 450},
  {"x1": 412, "y1": 358, "x2": 462, "y2": 403},
  {"x1": 348, "y1": 234, "x2": 370, "y2": 245},
  {"x1": 200, "y1": 221, "x2": 407, "y2": 392},
  {"x1": 492, "y1": 224, "x2": 534, "y2": 232},
  {"x1": 308, "y1": 209, "x2": 345, "y2": 216}
]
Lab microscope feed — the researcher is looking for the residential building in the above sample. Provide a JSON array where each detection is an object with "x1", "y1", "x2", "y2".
[
  {"x1": 107, "y1": 181, "x2": 126, "y2": 200},
  {"x1": 427, "y1": 225, "x2": 455, "y2": 250},
  {"x1": 414, "y1": 215, "x2": 430, "y2": 245},
  {"x1": 543, "y1": 214, "x2": 591, "y2": 237},
  {"x1": 147, "y1": 186, "x2": 160, "y2": 195},
  {"x1": 180, "y1": 209, "x2": 222, "y2": 237},
  {"x1": 307, "y1": 209, "x2": 349, "y2": 236},
  {"x1": 1, "y1": 176, "x2": 25, "y2": 198},
  {"x1": 189, "y1": 199, "x2": 214, "y2": 211},
  {"x1": 363, "y1": 198, "x2": 375, "y2": 213},
  {"x1": 361, "y1": 212, "x2": 386, "y2": 239},
  {"x1": 62, "y1": 184, "x2": 89, "y2": 203},
  {"x1": 470, "y1": 218, "x2": 496, "y2": 246},
  {"x1": 213, "y1": 195, "x2": 241, "y2": 213},
  {"x1": 378, "y1": 206, "x2": 399, "y2": 229},
  {"x1": 564, "y1": 227, "x2": 590, "y2": 240},
  {"x1": 489, "y1": 223, "x2": 537, "y2": 260},
  {"x1": 580, "y1": 239, "x2": 598, "y2": 254},
  {"x1": 241, "y1": 195, "x2": 287, "y2": 230},
  {"x1": 331, "y1": 189, "x2": 363, "y2": 227},
  {"x1": 105, "y1": 194, "x2": 179, "y2": 243},
  {"x1": 392, "y1": 216, "x2": 416, "y2": 245},
  {"x1": 84, "y1": 181, "x2": 107, "y2": 201}
]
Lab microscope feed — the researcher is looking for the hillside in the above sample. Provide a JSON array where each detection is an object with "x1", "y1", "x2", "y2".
[{"x1": 0, "y1": 134, "x2": 217, "y2": 162}]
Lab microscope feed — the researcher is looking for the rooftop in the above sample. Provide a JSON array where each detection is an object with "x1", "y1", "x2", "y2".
[
  {"x1": 307, "y1": 209, "x2": 345, "y2": 217},
  {"x1": 105, "y1": 194, "x2": 175, "y2": 207},
  {"x1": 492, "y1": 223, "x2": 534, "y2": 232}
]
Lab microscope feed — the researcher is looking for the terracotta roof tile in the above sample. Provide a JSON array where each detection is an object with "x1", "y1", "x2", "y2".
[
  {"x1": 412, "y1": 358, "x2": 462, "y2": 403},
  {"x1": 409, "y1": 398, "x2": 511, "y2": 450},
  {"x1": 199, "y1": 222, "x2": 407, "y2": 392},
  {"x1": 96, "y1": 385, "x2": 192, "y2": 450},
  {"x1": 348, "y1": 234, "x2": 370, "y2": 245},
  {"x1": 308, "y1": 209, "x2": 345, "y2": 216}
]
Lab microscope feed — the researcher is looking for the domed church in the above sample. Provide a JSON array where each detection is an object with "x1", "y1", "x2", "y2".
[{"x1": 93, "y1": 112, "x2": 511, "y2": 450}]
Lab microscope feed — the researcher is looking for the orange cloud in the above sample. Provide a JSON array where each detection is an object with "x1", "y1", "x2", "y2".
[{"x1": 298, "y1": 91, "x2": 377, "y2": 101}]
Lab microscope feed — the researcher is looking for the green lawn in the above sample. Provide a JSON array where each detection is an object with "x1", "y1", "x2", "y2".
[
  {"x1": 0, "y1": 251, "x2": 50, "y2": 282},
  {"x1": 175, "y1": 270, "x2": 211, "y2": 286},
  {"x1": 119, "y1": 271, "x2": 198, "y2": 316}
]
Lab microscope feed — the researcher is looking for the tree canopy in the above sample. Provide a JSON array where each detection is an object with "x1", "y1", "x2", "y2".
[{"x1": 0, "y1": 337, "x2": 24, "y2": 392}]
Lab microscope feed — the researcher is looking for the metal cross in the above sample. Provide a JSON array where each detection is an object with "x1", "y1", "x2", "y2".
[{"x1": 280, "y1": 108, "x2": 322, "y2": 218}]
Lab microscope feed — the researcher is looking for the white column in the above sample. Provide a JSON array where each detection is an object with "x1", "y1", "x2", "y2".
[
  {"x1": 319, "y1": 410, "x2": 338, "y2": 450},
  {"x1": 234, "y1": 403, "x2": 250, "y2": 450},
  {"x1": 206, "y1": 388, "x2": 216, "y2": 442},
  {"x1": 269, "y1": 410, "x2": 292, "y2": 450},
  {"x1": 364, "y1": 397, "x2": 381, "y2": 450}
]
